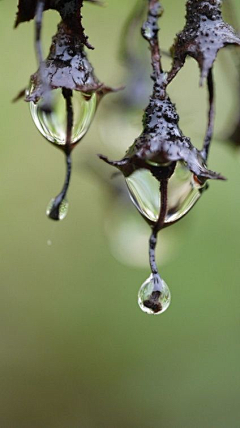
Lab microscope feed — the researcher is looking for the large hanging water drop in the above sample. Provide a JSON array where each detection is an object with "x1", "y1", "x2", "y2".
[
  {"x1": 30, "y1": 89, "x2": 97, "y2": 145},
  {"x1": 138, "y1": 274, "x2": 171, "y2": 315},
  {"x1": 46, "y1": 197, "x2": 69, "y2": 221},
  {"x1": 126, "y1": 161, "x2": 206, "y2": 224}
]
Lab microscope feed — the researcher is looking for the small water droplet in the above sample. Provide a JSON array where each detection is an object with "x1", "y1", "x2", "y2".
[
  {"x1": 138, "y1": 274, "x2": 171, "y2": 315},
  {"x1": 142, "y1": 25, "x2": 154, "y2": 40},
  {"x1": 30, "y1": 88, "x2": 96, "y2": 145},
  {"x1": 46, "y1": 198, "x2": 69, "y2": 221},
  {"x1": 47, "y1": 239, "x2": 52, "y2": 246},
  {"x1": 126, "y1": 161, "x2": 206, "y2": 224}
]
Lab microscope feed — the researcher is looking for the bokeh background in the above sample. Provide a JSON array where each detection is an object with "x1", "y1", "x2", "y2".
[{"x1": 0, "y1": 1, "x2": 240, "y2": 427}]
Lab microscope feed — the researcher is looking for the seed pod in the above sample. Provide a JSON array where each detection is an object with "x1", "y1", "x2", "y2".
[{"x1": 169, "y1": 0, "x2": 240, "y2": 84}]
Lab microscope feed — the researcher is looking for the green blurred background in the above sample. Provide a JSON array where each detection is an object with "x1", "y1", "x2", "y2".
[{"x1": 0, "y1": 1, "x2": 240, "y2": 427}]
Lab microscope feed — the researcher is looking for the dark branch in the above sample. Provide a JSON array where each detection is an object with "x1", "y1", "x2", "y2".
[
  {"x1": 35, "y1": 0, "x2": 52, "y2": 112},
  {"x1": 201, "y1": 69, "x2": 215, "y2": 161},
  {"x1": 35, "y1": 0, "x2": 45, "y2": 66},
  {"x1": 47, "y1": 90, "x2": 73, "y2": 220},
  {"x1": 62, "y1": 88, "x2": 74, "y2": 155},
  {"x1": 141, "y1": 0, "x2": 164, "y2": 85},
  {"x1": 149, "y1": 179, "x2": 168, "y2": 291}
]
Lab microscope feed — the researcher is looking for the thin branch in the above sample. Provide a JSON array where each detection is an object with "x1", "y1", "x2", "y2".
[
  {"x1": 201, "y1": 69, "x2": 215, "y2": 161},
  {"x1": 48, "y1": 90, "x2": 73, "y2": 220},
  {"x1": 154, "y1": 178, "x2": 168, "y2": 233},
  {"x1": 35, "y1": 0, "x2": 45, "y2": 67},
  {"x1": 35, "y1": 0, "x2": 52, "y2": 111},
  {"x1": 149, "y1": 179, "x2": 168, "y2": 291},
  {"x1": 141, "y1": 0, "x2": 164, "y2": 83},
  {"x1": 62, "y1": 88, "x2": 74, "y2": 155}
]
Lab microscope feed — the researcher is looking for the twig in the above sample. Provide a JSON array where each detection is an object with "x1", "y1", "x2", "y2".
[
  {"x1": 141, "y1": 0, "x2": 164, "y2": 85},
  {"x1": 48, "y1": 89, "x2": 73, "y2": 220},
  {"x1": 149, "y1": 179, "x2": 168, "y2": 292},
  {"x1": 201, "y1": 69, "x2": 215, "y2": 161},
  {"x1": 35, "y1": 0, "x2": 52, "y2": 112}
]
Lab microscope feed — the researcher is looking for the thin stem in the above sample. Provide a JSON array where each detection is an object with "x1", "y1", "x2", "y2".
[
  {"x1": 201, "y1": 69, "x2": 215, "y2": 161},
  {"x1": 47, "y1": 154, "x2": 72, "y2": 220},
  {"x1": 48, "y1": 90, "x2": 73, "y2": 220},
  {"x1": 154, "y1": 178, "x2": 168, "y2": 233},
  {"x1": 35, "y1": 0, "x2": 45, "y2": 67},
  {"x1": 142, "y1": 0, "x2": 164, "y2": 83},
  {"x1": 62, "y1": 88, "x2": 74, "y2": 155},
  {"x1": 35, "y1": 0, "x2": 52, "y2": 111},
  {"x1": 149, "y1": 233, "x2": 158, "y2": 276},
  {"x1": 62, "y1": 154, "x2": 72, "y2": 201},
  {"x1": 149, "y1": 179, "x2": 168, "y2": 291},
  {"x1": 62, "y1": 88, "x2": 74, "y2": 195},
  {"x1": 60, "y1": 0, "x2": 94, "y2": 49},
  {"x1": 167, "y1": 62, "x2": 183, "y2": 86}
]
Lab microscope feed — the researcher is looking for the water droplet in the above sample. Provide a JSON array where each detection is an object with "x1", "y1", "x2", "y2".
[
  {"x1": 142, "y1": 24, "x2": 154, "y2": 41},
  {"x1": 47, "y1": 239, "x2": 52, "y2": 246},
  {"x1": 46, "y1": 198, "x2": 69, "y2": 221},
  {"x1": 138, "y1": 274, "x2": 171, "y2": 315},
  {"x1": 30, "y1": 89, "x2": 96, "y2": 145},
  {"x1": 126, "y1": 161, "x2": 206, "y2": 224}
]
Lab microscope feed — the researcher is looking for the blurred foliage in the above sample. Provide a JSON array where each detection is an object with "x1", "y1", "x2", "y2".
[{"x1": 0, "y1": 1, "x2": 240, "y2": 427}]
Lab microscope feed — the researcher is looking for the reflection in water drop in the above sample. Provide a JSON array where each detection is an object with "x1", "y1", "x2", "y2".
[
  {"x1": 126, "y1": 161, "x2": 206, "y2": 224},
  {"x1": 30, "y1": 89, "x2": 96, "y2": 145},
  {"x1": 46, "y1": 198, "x2": 69, "y2": 221},
  {"x1": 138, "y1": 274, "x2": 171, "y2": 315}
]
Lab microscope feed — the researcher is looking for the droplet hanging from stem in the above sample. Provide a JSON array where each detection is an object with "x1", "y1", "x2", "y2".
[
  {"x1": 138, "y1": 178, "x2": 171, "y2": 315},
  {"x1": 126, "y1": 161, "x2": 206, "y2": 225},
  {"x1": 46, "y1": 88, "x2": 73, "y2": 221},
  {"x1": 138, "y1": 274, "x2": 171, "y2": 315},
  {"x1": 30, "y1": 89, "x2": 96, "y2": 147}
]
